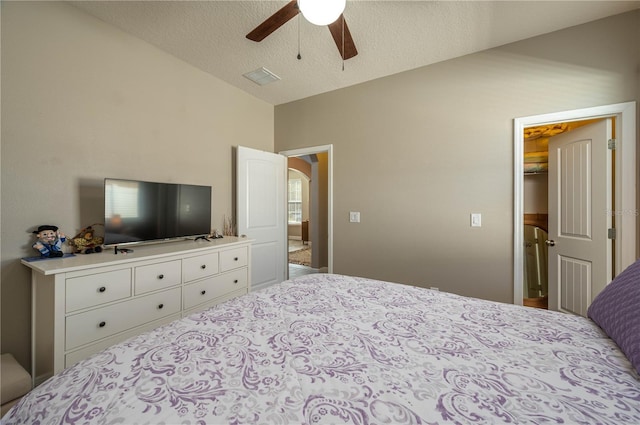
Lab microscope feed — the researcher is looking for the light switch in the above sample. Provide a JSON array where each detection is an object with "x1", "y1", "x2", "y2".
[
  {"x1": 471, "y1": 213, "x2": 482, "y2": 227},
  {"x1": 349, "y1": 211, "x2": 361, "y2": 223}
]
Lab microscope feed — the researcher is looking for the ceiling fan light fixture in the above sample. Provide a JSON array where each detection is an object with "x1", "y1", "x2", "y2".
[{"x1": 298, "y1": 0, "x2": 346, "y2": 26}]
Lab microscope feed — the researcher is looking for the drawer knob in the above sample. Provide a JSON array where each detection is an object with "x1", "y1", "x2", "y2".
[
  {"x1": 98, "y1": 286, "x2": 106, "y2": 293},
  {"x1": 234, "y1": 279, "x2": 239, "y2": 284},
  {"x1": 201, "y1": 264, "x2": 206, "y2": 269},
  {"x1": 234, "y1": 257, "x2": 239, "y2": 261},
  {"x1": 201, "y1": 290, "x2": 206, "y2": 295},
  {"x1": 98, "y1": 321, "x2": 106, "y2": 328},
  {"x1": 158, "y1": 303, "x2": 164, "y2": 309},
  {"x1": 158, "y1": 274, "x2": 164, "y2": 280}
]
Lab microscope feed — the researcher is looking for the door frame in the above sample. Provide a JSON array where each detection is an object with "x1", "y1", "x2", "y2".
[
  {"x1": 279, "y1": 144, "x2": 334, "y2": 275},
  {"x1": 513, "y1": 102, "x2": 636, "y2": 306}
]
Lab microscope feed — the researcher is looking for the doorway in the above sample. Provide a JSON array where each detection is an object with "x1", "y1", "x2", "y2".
[
  {"x1": 287, "y1": 162, "x2": 315, "y2": 278},
  {"x1": 280, "y1": 145, "x2": 333, "y2": 279},
  {"x1": 513, "y1": 102, "x2": 636, "y2": 308}
]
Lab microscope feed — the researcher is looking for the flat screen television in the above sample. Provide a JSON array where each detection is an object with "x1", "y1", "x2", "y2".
[{"x1": 104, "y1": 178, "x2": 212, "y2": 247}]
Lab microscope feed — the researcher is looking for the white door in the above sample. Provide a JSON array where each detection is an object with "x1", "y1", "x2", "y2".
[
  {"x1": 237, "y1": 146, "x2": 287, "y2": 291},
  {"x1": 547, "y1": 119, "x2": 612, "y2": 316}
]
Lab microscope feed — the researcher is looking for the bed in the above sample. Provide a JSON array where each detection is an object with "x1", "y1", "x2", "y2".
[{"x1": 4, "y1": 270, "x2": 640, "y2": 424}]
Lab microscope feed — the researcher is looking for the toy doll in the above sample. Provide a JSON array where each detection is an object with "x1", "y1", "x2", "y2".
[
  {"x1": 32, "y1": 225, "x2": 66, "y2": 257},
  {"x1": 69, "y1": 225, "x2": 103, "y2": 254}
]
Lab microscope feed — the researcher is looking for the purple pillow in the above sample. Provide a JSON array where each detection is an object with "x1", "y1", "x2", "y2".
[{"x1": 587, "y1": 258, "x2": 640, "y2": 374}]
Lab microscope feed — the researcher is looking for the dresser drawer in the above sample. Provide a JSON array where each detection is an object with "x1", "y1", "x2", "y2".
[
  {"x1": 135, "y1": 260, "x2": 181, "y2": 295},
  {"x1": 183, "y1": 252, "x2": 219, "y2": 282},
  {"x1": 183, "y1": 268, "x2": 248, "y2": 310},
  {"x1": 220, "y1": 246, "x2": 248, "y2": 272},
  {"x1": 66, "y1": 269, "x2": 132, "y2": 313},
  {"x1": 65, "y1": 287, "x2": 181, "y2": 350},
  {"x1": 65, "y1": 314, "x2": 180, "y2": 369},
  {"x1": 183, "y1": 288, "x2": 248, "y2": 316}
]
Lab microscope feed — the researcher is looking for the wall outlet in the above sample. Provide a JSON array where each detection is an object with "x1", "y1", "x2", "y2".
[
  {"x1": 471, "y1": 213, "x2": 482, "y2": 227},
  {"x1": 349, "y1": 211, "x2": 361, "y2": 223}
]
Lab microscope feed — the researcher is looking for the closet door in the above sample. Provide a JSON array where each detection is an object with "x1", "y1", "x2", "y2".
[{"x1": 547, "y1": 119, "x2": 612, "y2": 316}]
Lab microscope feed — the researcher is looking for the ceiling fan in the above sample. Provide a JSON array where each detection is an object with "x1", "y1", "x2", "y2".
[{"x1": 246, "y1": 0, "x2": 358, "y2": 60}]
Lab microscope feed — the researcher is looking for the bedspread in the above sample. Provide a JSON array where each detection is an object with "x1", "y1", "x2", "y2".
[{"x1": 4, "y1": 274, "x2": 640, "y2": 424}]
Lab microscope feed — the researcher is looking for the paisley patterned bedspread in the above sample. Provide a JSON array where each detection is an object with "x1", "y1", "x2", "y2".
[{"x1": 4, "y1": 274, "x2": 640, "y2": 424}]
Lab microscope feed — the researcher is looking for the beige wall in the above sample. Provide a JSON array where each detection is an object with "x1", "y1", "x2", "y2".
[
  {"x1": 1, "y1": 2, "x2": 274, "y2": 368},
  {"x1": 312, "y1": 152, "x2": 329, "y2": 269},
  {"x1": 275, "y1": 11, "x2": 639, "y2": 300}
]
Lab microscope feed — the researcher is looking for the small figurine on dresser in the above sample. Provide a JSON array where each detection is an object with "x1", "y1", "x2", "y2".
[
  {"x1": 68, "y1": 224, "x2": 104, "y2": 254},
  {"x1": 32, "y1": 225, "x2": 66, "y2": 257}
]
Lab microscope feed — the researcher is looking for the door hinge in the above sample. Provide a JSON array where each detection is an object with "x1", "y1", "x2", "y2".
[
  {"x1": 608, "y1": 139, "x2": 617, "y2": 150},
  {"x1": 608, "y1": 228, "x2": 617, "y2": 240}
]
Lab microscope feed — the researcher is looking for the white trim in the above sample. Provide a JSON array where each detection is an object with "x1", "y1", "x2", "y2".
[
  {"x1": 513, "y1": 102, "x2": 636, "y2": 306},
  {"x1": 279, "y1": 145, "x2": 334, "y2": 274}
]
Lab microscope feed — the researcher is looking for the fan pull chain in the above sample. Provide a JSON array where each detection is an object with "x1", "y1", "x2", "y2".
[{"x1": 297, "y1": 14, "x2": 302, "y2": 60}]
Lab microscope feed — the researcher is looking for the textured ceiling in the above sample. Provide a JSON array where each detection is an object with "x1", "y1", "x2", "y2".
[{"x1": 70, "y1": 1, "x2": 640, "y2": 105}]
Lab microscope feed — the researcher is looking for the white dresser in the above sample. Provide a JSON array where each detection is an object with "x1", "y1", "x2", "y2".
[{"x1": 21, "y1": 237, "x2": 252, "y2": 385}]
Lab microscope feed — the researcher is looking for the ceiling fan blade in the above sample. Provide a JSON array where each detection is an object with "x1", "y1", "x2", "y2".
[
  {"x1": 328, "y1": 15, "x2": 358, "y2": 60},
  {"x1": 246, "y1": 0, "x2": 300, "y2": 42}
]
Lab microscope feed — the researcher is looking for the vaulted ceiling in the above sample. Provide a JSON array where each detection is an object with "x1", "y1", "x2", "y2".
[{"x1": 71, "y1": 1, "x2": 640, "y2": 105}]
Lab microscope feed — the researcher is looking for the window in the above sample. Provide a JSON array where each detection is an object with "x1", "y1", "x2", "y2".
[
  {"x1": 105, "y1": 181, "x2": 139, "y2": 219},
  {"x1": 288, "y1": 178, "x2": 302, "y2": 223}
]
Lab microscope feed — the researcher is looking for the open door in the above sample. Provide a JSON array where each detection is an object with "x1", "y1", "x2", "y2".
[
  {"x1": 547, "y1": 119, "x2": 612, "y2": 316},
  {"x1": 237, "y1": 146, "x2": 287, "y2": 291}
]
